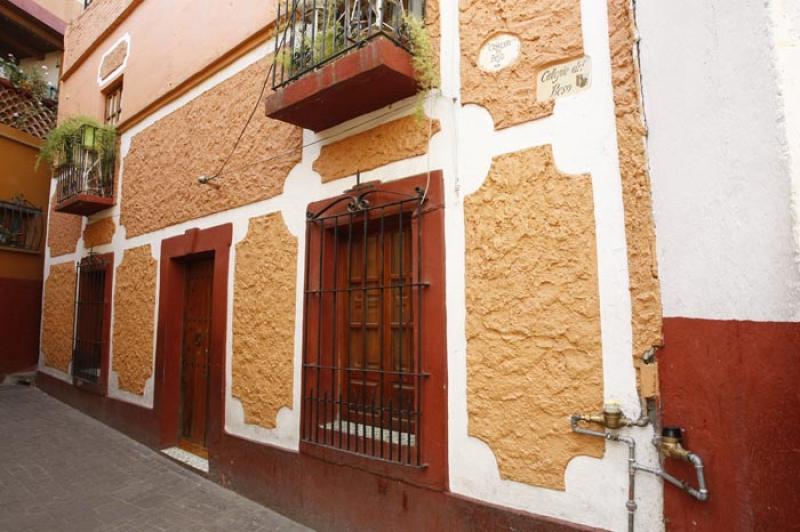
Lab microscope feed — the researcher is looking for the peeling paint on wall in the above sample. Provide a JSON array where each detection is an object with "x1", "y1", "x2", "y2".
[
  {"x1": 112, "y1": 245, "x2": 156, "y2": 395},
  {"x1": 313, "y1": 116, "x2": 440, "y2": 183},
  {"x1": 41, "y1": 262, "x2": 76, "y2": 373},
  {"x1": 83, "y1": 217, "x2": 116, "y2": 249},
  {"x1": 120, "y1": 58, "x2": 302, "y2": 237},
  {"x1": 465, "y1": 146, "x2": 604, "y2": 489},
  {"x1": 232, "y1": 213, "x2": 297, "y2": 429},
  {"x1": 460, "y1": 0, "x2": 584, "y2": 129}
]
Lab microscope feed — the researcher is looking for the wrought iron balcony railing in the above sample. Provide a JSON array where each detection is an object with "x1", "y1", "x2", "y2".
[
  {"x1": 272, "y1": 0, "x2": 424, "y2": 89},
  {"x1": 54, "y1": 124, "x2": 116, "y2": 215},
  {"x1": 0, "y1": 196, "x2": 43, "y2": 253}
]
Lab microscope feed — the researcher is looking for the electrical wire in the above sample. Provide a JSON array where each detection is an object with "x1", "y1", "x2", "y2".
[{"x1": 207, "y1": 94, "x2": 435, "y2": 181}]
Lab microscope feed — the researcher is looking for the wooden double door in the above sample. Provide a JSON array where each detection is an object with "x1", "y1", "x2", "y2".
[{"x1": 180, "y1": 257, "x2": 214, "y2": 455}]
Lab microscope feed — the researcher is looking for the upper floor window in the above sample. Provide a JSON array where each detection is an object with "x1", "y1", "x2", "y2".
[
  {"x1": 104, "y1": 83, "x2": 122, "y2": 126},
  {"x1": 0, "y1": 196, "x2": 43, "y2": 253}
]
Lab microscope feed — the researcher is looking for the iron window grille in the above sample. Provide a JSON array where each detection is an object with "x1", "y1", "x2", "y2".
[
  {"x1": 0, "y1": 195, "x2": 43, "y2": 253},
  {"x1": 302, "y1": 181, "x2": 429, "y2": 466},
  {"x1": 55, "y1": 124, "x2": 116, "y2": 205},
  {"x1": 272, "y1": 0, "x2": 424, "y2": 89},
  {"x1": 72, "y1": 255, "x2": 110, "y2": 384}
]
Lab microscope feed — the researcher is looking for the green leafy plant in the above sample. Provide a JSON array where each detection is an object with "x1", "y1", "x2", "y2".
[
  {"x1": 402, "y1": 13, "x2": 438, "y2": 121},
  {"x1": 1, "y1": 53, "x2": 54, "y2": 128},
  {"x1": 37, "y1": 116, "x2": 116, "y2": 170}
]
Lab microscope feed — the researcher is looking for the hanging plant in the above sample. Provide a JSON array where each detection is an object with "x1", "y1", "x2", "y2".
[
  {"x1": 402, "y1": 13, "x2": 438, "y2": 121},
  {"x1": 37, "y1": 116, "x2": 116, "y2": 170}
]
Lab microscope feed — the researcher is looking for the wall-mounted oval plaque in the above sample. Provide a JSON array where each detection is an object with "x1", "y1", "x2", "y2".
[
  {"x1": 478, "y1": 34, "x2": 522, "y2": 73},
  {"x1": 536, "y1": 56, "x2": 592, "y2": 101}
]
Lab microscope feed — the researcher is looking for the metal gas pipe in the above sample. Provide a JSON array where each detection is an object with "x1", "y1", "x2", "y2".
[{"x1": 570, "y1": 404, "x2": 708, "y2": 532}]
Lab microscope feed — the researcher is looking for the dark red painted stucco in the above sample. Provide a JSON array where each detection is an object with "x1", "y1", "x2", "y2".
[
  {"x1": 659, "y1": 317, "x2": 800, "y2": 531},
  {"x1": 0, "y1": 277, "x2": 42, "y2": 375}
]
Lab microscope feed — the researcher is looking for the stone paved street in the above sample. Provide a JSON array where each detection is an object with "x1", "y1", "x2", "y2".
[{"x1": 0, "y1": 385, "x2": 310, "y2": 532}]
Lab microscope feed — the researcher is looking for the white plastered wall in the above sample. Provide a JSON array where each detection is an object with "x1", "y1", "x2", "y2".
[
  {"x1": 39, "y1": 1, "x2": 663, "y2": 530},
  {"x1": 637, "y1": 0, "x2": 800, "y2": 322}
]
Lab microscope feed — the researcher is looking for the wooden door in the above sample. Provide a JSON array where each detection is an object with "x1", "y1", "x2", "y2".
[
  {"x1": 180, "y1": 257, "x2": 214, "y2": 450},
  {"x1": 345, "y1": 220, "x2": 414, "y2": 428}
]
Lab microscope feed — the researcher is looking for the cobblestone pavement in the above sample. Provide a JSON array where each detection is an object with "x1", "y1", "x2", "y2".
[{"x1": 0, "y1": 385, "x2": 311, "y2": 532}]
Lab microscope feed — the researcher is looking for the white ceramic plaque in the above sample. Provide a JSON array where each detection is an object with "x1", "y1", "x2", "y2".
[
  {"x1": 536, "y1": 56, "x2": 592, "y2": 101},
  {"x1": 478, "y1": 34, "x2": 522, "y2": 73}
]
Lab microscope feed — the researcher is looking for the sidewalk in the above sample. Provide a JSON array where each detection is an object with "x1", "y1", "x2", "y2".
[{"x1": 0, "y1": 384, "x2": 311, "y2": 532}]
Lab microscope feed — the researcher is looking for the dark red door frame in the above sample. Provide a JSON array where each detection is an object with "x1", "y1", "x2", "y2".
[
  {"x1": 72, "y1": 252, "x2": 114, "y2": 396},
  {"x1": 155, "y1": 224, "x2": 232, "y2": 453}
]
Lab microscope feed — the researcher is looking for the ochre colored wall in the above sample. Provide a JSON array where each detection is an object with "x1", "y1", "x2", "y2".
[
  {"x1": 607, "y1": 0, "x2": 663, "y2": 360},
  {"x1": 464, "y1": 146, "x2": 603, "y2": 489},
  {"x1": 313, "y1": 116, "x2": 440, "y2": 183},
  {"x1": 47, "y1": 192, "x2": 81, "y2": 257},
  {"x1": 460, "y1": 0, "x2": 584, "y2": 129},
  {"x1": 232, "y1": 213, "x2": 297, "y2": 428},
  {"x1": 0, "y1": 126, "x2": 50, "y2": 280},
  {"x1": 41, "y1": 261, "x2": 76, "y2": 373},
  {"x1": 83, "y1": 217, "x2": 115, "y2": 248},
  {"x1": 112, "y1": 245, "x2": 156, "y2": 395},
  {"x1": 60, "y1": 0, "x2": 275, "y2": 126},
  {"x1": 120, "y1": 58, "x2": 301, "y2": 238},
  {"x1": 659, "y1": 318, "x2": 800, "y2": 531}
]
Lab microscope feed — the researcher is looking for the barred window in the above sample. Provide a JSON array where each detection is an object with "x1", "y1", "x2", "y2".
[
  {"x1": 302, "y1": 178, "x2": 435, "y2": 467},
  {"x1": 72, "y1": 255, "x2": 112, "y2": 389}
]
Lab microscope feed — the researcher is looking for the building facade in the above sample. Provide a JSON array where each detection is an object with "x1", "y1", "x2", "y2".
[
  {"x1": 36, "y1": 0, "x2": 800, "y2": 530},
  {"x1": 0, "y1": 0, "x2": 76, "y2": 376}
]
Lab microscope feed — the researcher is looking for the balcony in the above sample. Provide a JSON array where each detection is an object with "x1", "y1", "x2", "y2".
[
  {"x1": 54, "y1": 125, "x2": 116, "y2": 216},
  {"x1": 265, "y1": 0, "x2": 423, "y2": 132},
  {"x1": 0, "y1": 196, "x2": 43, "y2": 254}
]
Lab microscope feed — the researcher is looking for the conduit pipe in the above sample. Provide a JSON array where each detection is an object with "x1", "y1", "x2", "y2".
[{"x1": 570, "y1": 409, "x2": 709, "y2": 532}]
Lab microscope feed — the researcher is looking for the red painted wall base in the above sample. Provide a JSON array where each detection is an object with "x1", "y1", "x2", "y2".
[
  {"x1": 659, "y1": 317, "x2": 800, "y2": 531},
  {"x1": 0, "y1": 277, "x2": 42, "y2": 375}
]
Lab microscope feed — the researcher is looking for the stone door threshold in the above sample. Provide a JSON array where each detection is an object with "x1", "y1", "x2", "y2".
[{"x1": 162, "y1": 446, "x2": 210, "y2": 473}]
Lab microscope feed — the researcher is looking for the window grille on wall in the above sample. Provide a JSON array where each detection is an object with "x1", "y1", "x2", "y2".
[
  {"x1": 0, "y1": 196, "x2": 43, "y2": 253},
  {"x1": 302, "y1": 181, "x2": 428, "y2": 466},
  {"x1": 72, "y1": 255, "x2": 110, "y2": 384}
]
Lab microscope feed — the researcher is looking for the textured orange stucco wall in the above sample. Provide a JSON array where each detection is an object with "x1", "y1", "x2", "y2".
[
  {"x1": 460, "y1": 0, "x2": 583, "y2": 130},
  {"x1": 112, "y1": 245, "x2": 156, "y2": 395},
  {"x1": 120, "y1": 58, "x2": 302, "y2": 238},
  {"x1": 607, "y1": 0, "x2": 663, "y2": 359},
  {"x1": 82, "y1": 217, "x2": 115, "y2": 248},
  {"x1": 47, "y1": 193, "x2": 82, "y2": 257},
  {"x1": 465, "y1": 146, "x2": 603, "y2": 489},
  {"x1": 41, "y1": 261, "x2": 76, "y2": 373},
  {"x1": 63, "y1": 0, "x2": 137, "y2": 73},
  {"x1": 232, "y1": 213, "x2": 297, "y2": 428},
  {"x1": 313, "y1": 116, "x2": 440, "y2": 183},
  {"x1": 99, "y1": 39, "x2": 128, "y2": 80}
]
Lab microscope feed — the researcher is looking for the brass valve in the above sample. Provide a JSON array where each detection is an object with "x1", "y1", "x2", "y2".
[{"x1": 660, "y1": 426, "x2": 691, "y2": 461}]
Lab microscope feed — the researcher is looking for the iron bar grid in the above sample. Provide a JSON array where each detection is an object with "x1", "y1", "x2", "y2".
[
  {"x1": 55, "y1": 125, "x2": 116, "y2": 206},
  {"x1": 0, "y1": 196, "x2": 43, "y2": 253},
  {"x1": 302, "y1": 186, "x2": 426, "y2": 466},
  {"x1": 272, "y1": 0, "x2": 424, "y2": 89},
  {"x1": 71, "y1": 256, "x2": 107, "y2": 384}
]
